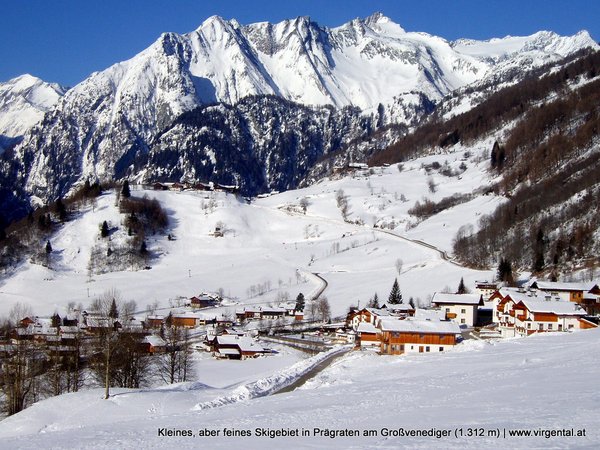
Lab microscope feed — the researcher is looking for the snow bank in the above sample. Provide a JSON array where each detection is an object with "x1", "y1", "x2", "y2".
[{"x1": 194, "y1": 346, "x2": 350, "y2": 410}]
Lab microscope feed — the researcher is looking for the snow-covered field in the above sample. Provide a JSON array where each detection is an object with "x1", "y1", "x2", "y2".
[
  {"x1": 0, "y1": 142, "x2": 499, "y2": 319},
  {"x1": 1, "y1": 329, "x2": 598, "y2": 448},
  {"x1": 1, "y1": 113, "x2": 599, "y2": 448}
]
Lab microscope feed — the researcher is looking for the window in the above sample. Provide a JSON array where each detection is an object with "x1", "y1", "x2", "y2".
[
  {"x1": 538, "y1": 323, "x2": 543, "y2": 330},
  {"x1": 426, "y1": 346, "x2": 430, "y2": 352},
  {"x1": 439, "y1": 347, "x2": 444, "y2": 352},
  {"x1": 527, "y1": 323, "x2": 531, "y2": 329},
  {"x1": 558, "y1": 324, "x2": 563, "y2": 331},
  {"x1": 548, "y1": 324, "x2": 553, "y2": 330},
  {"x1": 461, "y1": 319, "x2": 466, "y2": 324},
  {"x1": 461, "y1": 309, "x2": 466, "y2": 314},
  {"x1": 446, "y1": 307, "x2": 450, "y2": 312}
]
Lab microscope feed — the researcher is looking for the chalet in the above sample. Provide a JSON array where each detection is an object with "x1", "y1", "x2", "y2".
[
  {"x1": 236, "y1": 307, "x2": 262, "y2": 321},
  {"x1": 19, "y1": 317, "x2": 35, "y2": 328},
  {"x1": 582, "y1": 292, "x2": 600, "y2": 316},
  {"x1": 216, "y1": 184, "x2": 240, "y2": 194},
  {"x1": 140, "y1": 335, "x2": 167, "y2": 354},
  {"x1": 190, "y1": 294, "x2": 220, "y2": 309},
  {"x1": 171, "y1": 312, "x2": 201, "y2": 328},
  {"x1": 387, "y1": 304, "x2": 415, "y2": 317},
  {"x1": 235, "y1": 306, "x2": 292, "y2": 322},
  {"x1": 356, "y1": 322, "x2": 380, "y2": 348},
  {"x1": 496, "y1": 296, "x2": 595, "y2": 338},
  {"x1": 475, "y1": 281, "x2": 499, "y2": 301},
  {"x1": 431, "y1": 293, "x2": 483, "y2": 327},
  {"x1": 346, "y1": 307, "x2": 393, "y2": 330},
  {"x1": 529, "y1": 280, "x2": 600, "y2": 315},
  {"x1": 413, "y1": 309, "x2": 446, "y2": 321},
  {"x1": 490, "y1": 288, "x2": 531, "y2": 323},
  {"x1": 152, "y1": 182, "x2": 169, "y2": 191},
  {"x1": 145, "y1": 315, "x2": 165, "y2": 329},
  {"x1": 193, "y1": 182, "x2": 213, "y2": 191},
  {"x1": 83, "y1": 316, "x2": 115, "y2": 334},
  {"x1": 378, "y1": 319, "x2": 461, "y2": 355},
  {"x1": 62, "y1": 313, "x2": 79, "y2": 327},
  {"x1": 215, "y1": 315, "x2": 234, "y2": 328},
  {"x1": 213, "y1": 335, "x2": 266, "y2": 360},
  {"x1": 221, "y1": 328, "x2": 245, "y2": 337},
  {"x1": 260, "y1": 306, "x2": 288, "y2": 320}
]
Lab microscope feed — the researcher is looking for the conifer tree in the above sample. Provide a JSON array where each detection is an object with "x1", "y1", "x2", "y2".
[
  {"x1": 109, "y1": 299, "x2": 119, "y2": 319},
  {"x1": 294, "y1": 293, "x2": 305, "y2": 312},
  {"x1": 101, "y1": 221, "x2": 109, "y2": 238},
  {"x1": 388, "y1": 278, "x2": 402, "y2": 304},
  {"x1": 497, "y1": 258, "x2": 514, "y2": 285},
  {"x1": 457, "y1": 277, "x2": 467, "y2": 294},
  {"x1": 55, "y1": 198, "x2": 67, "y2": 222},
  {"x1": 121, "y1": 180, "x2": 131, "y2": 199},
  {"x1": 368, "y1": 293, "x2": 380, "y2": 308},
  {"x1": 45, "y1": 240, "x2": 53, "y2": 254}
]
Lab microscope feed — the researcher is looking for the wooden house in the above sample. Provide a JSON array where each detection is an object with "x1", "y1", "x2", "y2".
[
  {"x1": 213, "y1": 335, "x2": 266, "y2": 360},
  {"x1": 378, "y1": 319, "x2": 461, "y2": 355},
  {"x1": 140, "y1": 335, "x2": 167, "y2": 354},
  {"x1": 346, "y1": 307, "x2": 393, "y2": 330},
  {"x1": 171, "y1": 312, "x2": 200, "y2": 328},
  {"x1": 431, "y1": 293, "x2": 483, "y2": 327},
  {"x1": 190, "y1": 294, "x2": 220, "y2": 309},
  {"x1": 529, "y1": 281, "x2": 600, "y2": 314},
  {"x1": 145, "y1": 315, "x2": 165, "y2": 329},
  {"x1": 496, "y1": 295, "x2": 595, "y2": 338},
  {"x1": 356, "y1": 322, "x2": 380, "y2": 348},
  {"x1": 475, "y1": 281, "x2": 499, "y2": 301},
  {"x1": 152, "y1": 182, "x2": 169, "y2": 191}
]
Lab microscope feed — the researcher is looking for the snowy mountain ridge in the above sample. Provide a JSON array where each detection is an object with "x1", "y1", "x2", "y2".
[
  {"x1": 1, "y1": 13, "x2": 597, "y2": 218},
  {"x1": 0, "y1": 74, "x2": 66, "y2": 152}
]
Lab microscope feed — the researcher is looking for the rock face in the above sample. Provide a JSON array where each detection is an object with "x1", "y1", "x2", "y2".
[{"x1": 0, "y1": 13, "x2": 597, "y2": 218}]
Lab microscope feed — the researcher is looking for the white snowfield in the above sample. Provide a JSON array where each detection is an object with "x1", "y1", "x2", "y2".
[
  {"x1": 0, "y1": 74, "x2": 65, "y2": 140},
  {"x1": 0, "y1": 141, "x2": 499, "y2": 319},
  {"x1": 1, "y1": 329, "x2": 598, "y2": 448}
]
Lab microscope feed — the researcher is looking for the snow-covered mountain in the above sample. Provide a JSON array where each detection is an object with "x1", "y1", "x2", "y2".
[
  {"x1": 0, "y1": 74, "x2": 66, "y2": 151},
  {"x1": 1, "y1": 13, "x2": 597, "y2": 217}
]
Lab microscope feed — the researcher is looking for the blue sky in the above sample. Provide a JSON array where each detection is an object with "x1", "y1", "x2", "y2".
[{"x1": 1, "y1": 0, "x2": 598, "y2": 87}]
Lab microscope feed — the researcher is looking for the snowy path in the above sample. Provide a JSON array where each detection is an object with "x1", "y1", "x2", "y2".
[
  {"x1": 193, "y1": 346, "x2": 351, "y2": 410},
  {"x1": 273, "y1": 347, "x2": 352, "y2": 394}
]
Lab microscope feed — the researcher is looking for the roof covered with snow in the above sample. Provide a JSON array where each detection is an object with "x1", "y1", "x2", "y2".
[
  {"x1": 379, "y1": 318, "x2": 461, "y2": 335},
  {"x1": 216, "y1": 335, "x2": 265, "y2": 352},
  {"x1": 357, "y1": 322, "x2": 379, "y2": 334},
  {"x1": 530, "y1": 280, "x2": 599, "y2": 292},
  {"x1": 432, "y1": 293, "x2": 482, "y2": 305},
  {"x1": 519, "y1": 299, "x2": 587, "y2": 315}
]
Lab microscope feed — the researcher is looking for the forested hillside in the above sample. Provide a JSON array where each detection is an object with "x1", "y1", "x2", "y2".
[{"x1": 370, "y1": 49, "x2": 600, "y2": 275}]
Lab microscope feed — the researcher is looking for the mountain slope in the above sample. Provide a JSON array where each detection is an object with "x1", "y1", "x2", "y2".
[
  {"x1": 0, "y1": 74, "x2": 66, "y2": 152},
  {"x1": 369, "y1": 49, "x2": 600, "y2": 274},
  {"x1": 1, "y1": 14, "x2": 597, "y2": 220}
]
